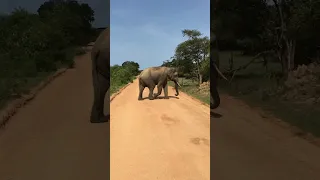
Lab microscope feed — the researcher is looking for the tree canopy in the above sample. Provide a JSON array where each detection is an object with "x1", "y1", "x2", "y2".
[
  {"x1": 0, "y1": 0, "x2": 97, "y2": 104},
  {"x1": 213, "y1": 0, "x2": 320, "y2": 77},
  {"x1": 162, "y1": 29, "x2": 210, "y2": 84}
]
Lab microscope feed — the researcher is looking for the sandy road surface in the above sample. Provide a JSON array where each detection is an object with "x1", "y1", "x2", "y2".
[
  {"x1": 0, "y1": 53, "x2": 110, "y2": 180},
  {"x1": 1, "y1": 51, "x2": 320, "y2": 180},
  {"x1": 110, "y1": 81, "x2": 320, "y2": 179},
  {"x1": 211, "y1": 95, "x2": 320, "y2": 180},
  {"x1": 110, "y1": 79, "x2": 210, "y2": 180}
]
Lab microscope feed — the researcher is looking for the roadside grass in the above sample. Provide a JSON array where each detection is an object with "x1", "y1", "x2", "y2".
[
  {"x1": 0, "y1": 72, "x2": 51, "y2": 109},
  {"x1": 219, "y1": 51, "x2": 320, "y2": 137},
  {"x1": 110, "y1": 76, "x2": 136, "y2": 95},
  {"x1": 169, "y1": 78, "x2": 210, "y2": 105},
  {"x1": 0, "y1": 47, "x2": 84, "y2": 110}
]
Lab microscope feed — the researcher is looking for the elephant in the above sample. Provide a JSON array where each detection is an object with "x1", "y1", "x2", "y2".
[
  {"x1": 210, "y1": 33, "x2": 228, "y2": 109},
  {"x1": 90, "y1": 28, "x2": 110, "y2": 123},
  {"x1": 138, "y1": 67, "x2": 181, "y2": 100}
]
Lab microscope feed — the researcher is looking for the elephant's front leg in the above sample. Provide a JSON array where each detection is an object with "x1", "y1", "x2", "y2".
[
  {"x1": 163, "y1": 84, "x2": 169, "y2": 99},
  {"x1": 148, "y1": 86, "x2": 155, "y2": 100},
  {"x1": 154, "y1": 84, "x2": 163, "y2": 99}
]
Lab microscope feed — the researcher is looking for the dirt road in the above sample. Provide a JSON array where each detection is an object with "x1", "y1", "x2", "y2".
[
  {"x1": 211, "y1": 95, "x2": 320, "y2": 180},
  {"x1": 0, "y1": 53, "x2": 110, "y2": 180},
  {"x1": 1, "y1": 51, "x2": 320, "y2": 180},
  {"x1": 110, "y1": 78, "x2": 320, "y2": 179},
  {"x1": 110, "y1": 79, "x2": 210, "y2": 180}
]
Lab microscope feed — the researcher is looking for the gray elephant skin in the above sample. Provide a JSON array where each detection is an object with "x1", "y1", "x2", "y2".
[
  {"x1": 210, "y1": 35, "x2": 228, "y2": 109},
  {"x1": 210, "y1": 57, "x2": 220, "y2": 109},
  {"x1": 90, "y1": 28, "x2": 110, "y2": 123},
  {"x1": 138, "y1": 67, "x2": 181, "y2": 100}
]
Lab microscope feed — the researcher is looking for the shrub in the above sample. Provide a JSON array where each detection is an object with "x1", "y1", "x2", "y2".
[{"x1": 0, "y1": 1, "x2": 96, "y2": 107}]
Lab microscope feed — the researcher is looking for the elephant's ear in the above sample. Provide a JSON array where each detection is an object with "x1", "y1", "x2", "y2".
[
  {"x1": 169, "y1": 67, "x2": 177, "y2": 74},
  {"x1": 176, "y1": 66, "x2": 181, "y2": 74},
  {"x1": 165, "y1": 67, "x2": 172, "y2": 73}
]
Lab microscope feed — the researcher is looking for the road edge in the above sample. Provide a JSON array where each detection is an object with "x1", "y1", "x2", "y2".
[
  {"x1": 0, "y1": 68, "x2": 68, "y2": 130},
  {"x1": 169, "y1": 85, "x2": 210, "y2": 108},
  {"x1": 110, "y1": 82, "x2": 133, "y2": 102},
  {"x1": 170, "y1": 84, "x2": 320, "y2": 147},
  {"x1": 219, "y1": 94, "x2": 320, "y2": 148},
  {"x1": 0, "y1": 46, "x2": 93, "y2": 131}
]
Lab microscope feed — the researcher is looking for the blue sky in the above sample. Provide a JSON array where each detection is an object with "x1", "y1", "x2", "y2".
[
  {"x1": 110, "y1": 0, "x2": 210, "y2": 69},
  {"x1": 0, "y1": 0, "x2": 209, "y2": 70}
]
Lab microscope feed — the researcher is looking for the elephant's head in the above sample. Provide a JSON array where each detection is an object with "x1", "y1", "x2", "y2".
[{"x1": 166, "y1": 67, "x2": 181, "y2": 96}]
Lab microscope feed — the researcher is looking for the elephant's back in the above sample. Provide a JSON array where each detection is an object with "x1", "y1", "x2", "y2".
[
  {"x1": 92, "y1": 28, "x2": 110, "y2": 54},
  {"x1": 140, "y1": 67, "x2": 165, "y2": 82},
  {"x1": 139, "y1": 68, "x2": 151, "y2": 78}
]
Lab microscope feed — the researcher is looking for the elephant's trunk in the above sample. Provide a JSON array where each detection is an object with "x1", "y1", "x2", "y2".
[
  {"x1": 210, "y1": 85, "x2": 220, "y2": 109},
  {"x1": 174, "y1": 81, "x2": 180, "y2": 96},
  {"x1": 210, "y1": 63, "x2": 221, "y2": 109}
]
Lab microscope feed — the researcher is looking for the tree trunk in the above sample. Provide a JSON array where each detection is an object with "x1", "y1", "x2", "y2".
[
  {"x1": 277, "y1": 39, "x2": 296, "y2": 78},
  {"x1": 281, "y1": 49, "x2": 289, "y2": 77},
  {"x1": 229, "y1": 51, "x2": 234, "y2": 70},
  {"x1": 196, "y1": 60, "x2": 201, "y2": 85},
  {"x1": 272, "y1": 0, "x2": 296, "y2": 79},
  {"x1": 286, "y1": 39, "x2": 296, "y2": 71}
]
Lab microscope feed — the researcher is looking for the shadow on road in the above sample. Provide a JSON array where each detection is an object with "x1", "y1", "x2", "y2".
[
  {"x1": 139, "y1": 96, "x2": 179, "y2": 100},
  {"x1": 157, "y1": 96, "x2": 179, "y2": 99},
  {"x1": 210, "y1": 110, "x2": 222, "y2": 118}
]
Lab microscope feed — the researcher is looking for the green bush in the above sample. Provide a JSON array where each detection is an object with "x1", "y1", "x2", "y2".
[
  {"x1": 110, "y1": 61, "x2": 140, "y2": 94},
  {"x1": 0, "y1": 1, "x2": 96, "y2": 108}
]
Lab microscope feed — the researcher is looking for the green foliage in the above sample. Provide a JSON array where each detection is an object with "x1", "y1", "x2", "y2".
[
  {"x1": 0, "y1": 0, "x2": 96, "y2": 108},
  {"x1": 200, "y1": 57, "x2": 210, "y2": 82},
  {"x1": 169, "y1": 78, "x2": 210, "y2": 105},
  {"x1": 211, "y1": 0, "x2": 320, "y2": 136},
  {"x1": 159, "y1": 29, "x2": 211, "y2": 103},
  {"x1": 213, "y1": 0, "x2": 320, "y2": 65},
  {"x1": 213, "y1": 0, "x2": 268, "y2": 51},
  {"x1": 110, "y1": 61, "x2": 140, "y2": 94},
  {"x1": 162, "y1": 29, "x2": 210, "y2": 83},
  {"x1": 121, "y1": 61, "x2": 140, "y2": 76},
  {"x1": 37, "y1": 0, "x2": 95, "y2": 46}
]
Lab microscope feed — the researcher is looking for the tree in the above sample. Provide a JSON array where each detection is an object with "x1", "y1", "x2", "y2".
[
  {"x1": 37, "y1": 0, "x2": 95, "y2": 45},
  {"x1": 122, "y1": 61, "x2": 140, "y2": 76},
  {"x1": 174, "y1": 29, "x2": 210, "y2": 84},
  {"x1": 162, "y1": 57, "x2": 180, "y2": 68},
  {"x1": 257, "y1": 0, "x2": 320, "y2": 76},
  {"x1": 213, "y1": 0, "x2": 320, "y2": 79},
  {"x1": 213, "y1": 0, "x2": 268, "y2": 52}
]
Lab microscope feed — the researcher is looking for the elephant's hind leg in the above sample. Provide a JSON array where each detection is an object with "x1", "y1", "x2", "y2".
[
  {"x1": 142, "y1": 78, "x2": 155, "y2": 100},
  {"x1": 138, "y1": 80, "x2": 145, "y2": 100},
  {"x1": 91, "y1": 69, "x2": 109, "y2": 123}
]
